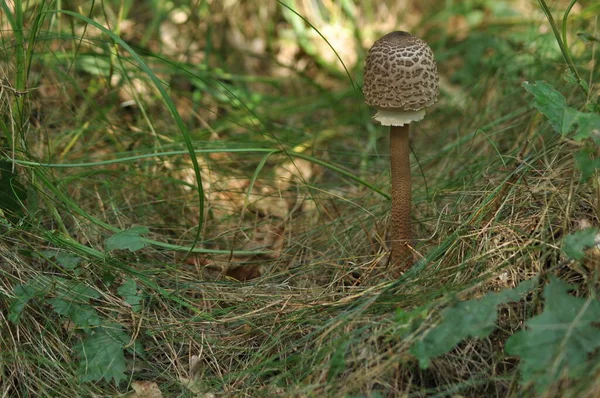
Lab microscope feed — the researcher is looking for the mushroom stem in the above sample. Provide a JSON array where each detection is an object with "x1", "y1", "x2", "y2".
[{"x1": 389, "y1": 124, "x2": 413, "y2": 274}]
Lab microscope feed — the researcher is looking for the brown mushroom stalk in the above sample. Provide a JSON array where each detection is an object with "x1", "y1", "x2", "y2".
[
  {"x1": 362, "y1": 31, "x2": 439, "y2": 275},
  {"x1": 389, "y1": 124, "x2": 412, "y2": 270}
]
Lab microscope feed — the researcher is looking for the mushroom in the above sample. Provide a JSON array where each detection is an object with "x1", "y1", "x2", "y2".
[{"x1": 362, "y1": 31, "x2": 439, "y2": 275}]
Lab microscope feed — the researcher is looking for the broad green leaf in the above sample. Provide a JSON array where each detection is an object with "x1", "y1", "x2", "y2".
[
  {"x1": 55, "y1": 252, "x2": 83, "y2": 270},
  {"x1": 8, "y1": 283, "x2": 45, "y2": 324},
  {"x1": 40, "y1": 250, "x2": 82, "y2": 270},
  {"x1": 9, "y1": 277, "x2": 100, "y2": 324},
  {"x1": 523, "y1": 81, "x2": 600, "y2": 141},
  {"x1": 505, "y1": 277, "x2": 600, "y2": 392},
  {"x1": 73, "y1": 323, "x2": 130, "y2": 384},
  {"x1": 411, "y1": 278, "x2": 537, "y2": 368},
  {"x1": 75, "y1": 54, "x2": 111, "y2": 76},
  {"x1": 65, "y1": 282, "x2": 101, "y2": 301},
  {"x1": 523, "y1": 81, "x2": 566, "y2": 133},
  {"x1": 117, "y1": 278, "x2": 143, "y2": 312},
  {"x1": 574, "y1": 149, "x2": 600, "y2": 182},
  {"x1": 48, "y1": 298, "x2": 101, "y2": 329},
  {"x1": 8, "y1": 276, "x2": 56, "y2": 323},
  {"x1": 562, "y1": 228, "x2": 599, "y2": 260},
  {"x1": 572, "y1": 112, "x2": 600, "y2": 143},
  {"x1": 105, "y1": 226, "x2": 149, "y2": 252},
  {"x1": 395, "y1": 305, "x2": 428, "y2": 338}
]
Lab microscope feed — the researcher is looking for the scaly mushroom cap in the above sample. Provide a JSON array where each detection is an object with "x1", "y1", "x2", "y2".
[{"x1": 363, "y1": 31, "x2": 439, "y2": 126}]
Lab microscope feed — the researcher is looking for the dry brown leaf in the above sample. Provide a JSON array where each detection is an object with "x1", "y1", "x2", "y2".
[
  {"x1": 274, "y1": 158, "x2": 315, "y2": 191},
  {"x1": 310, "y1": 22, "x2": 357, "y2": 69},
  {"x1": 576, "y1": 219, "x2": 600, "y2": 272},
  {"x1": 251, "y1": 222, "x2": 285, "y2": 257},
  {"x1": 179, "y1": 354, "x2": 217, "y2": 396},
  {"x1": 226, "y1": 264, "x2": 262, "y2": 281},
  {"x1": 247, "y1": 193, "x2": 289, "y2": 220},
  {"x1": 112, "y1": 75, "x2": 153, "y2": 107},
  {"x1": 127, "y1": 381, "x2": 163, "y2": 398}
]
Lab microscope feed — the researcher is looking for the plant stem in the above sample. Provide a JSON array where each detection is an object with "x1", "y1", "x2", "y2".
[
  {"x1": 389, "y1": 124, "x2": 413, "y2": 275},
  {"x1": 537, "y1": 0, "x2": 588, "y2": 96}
]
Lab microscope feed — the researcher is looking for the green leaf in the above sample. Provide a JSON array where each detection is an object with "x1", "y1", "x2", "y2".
[
  {"x1": 562, "y1": 228, "x2": 599, "y2": 260},
  {"x1": 105, "y1": 226, "x2": 149, "y2": 252},
  {"x1": 574, "y1": 149, "x2": 600, "y2": 182},
  {"x1": 505, "y1": 277, "x2": 600, "y2": 392},
  {"x1": 523, "y1": 81, "x2": 600, "y2": 141},
  {"x1": 55, "y1": 252, "x2": 83, "y2": 270},
  {"x1": 563, "y1": 69, "x2": 590, "y2": 93},
  {"x1": 395, "y1": 306, "x2": 429, "y2": 338},
  {"x1": 523, "y1": 81, "x2": 566, "y2": 133},
  {"x1": 59, "y1": 282, "x2": 102, "y2": 302},
  {"x1": 411, "y1": 278, "x2": 537, "y2": 368},
  {"x1": 40, "y1": 250, "x2": 82, "y2": 270},
  {"x1": 8, "y1": 276, "x2": 58, "y2": 323},
  {"x1": 48, "y1": 298, "x2": 101, "y2": 329},
  {"x1": 117, "y1": 278, "x2": 143, "y2": 312},
  {"x1": 572, "y1": 112, "x2": 600, "y2": 143},
  {"x1": 8, "y1": 282, "x2": 46, "y2": 324},
  {"x1": 9, "y1": 277, "x2": 101, "y2": 324},
  {"x1": 327, "y1": 340, "x2": 349, "y2": 381},
  {"x1": 73, "y1": 323, "x2": 130, "y2": 384}
]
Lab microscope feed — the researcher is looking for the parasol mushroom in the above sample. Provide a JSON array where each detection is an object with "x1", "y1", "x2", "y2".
[{"x1": 362, "y1": 31, "x2": 439, "y2": 275}]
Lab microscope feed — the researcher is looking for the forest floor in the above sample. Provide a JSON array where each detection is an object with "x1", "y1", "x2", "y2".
[{"x1": 1, "y1": 1, "x2": 600, "y2": 397}]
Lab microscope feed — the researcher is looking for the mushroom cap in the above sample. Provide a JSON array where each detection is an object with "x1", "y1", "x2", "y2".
[{"x1": 363, "y1": 31, "x2": 439, "y2": 125}]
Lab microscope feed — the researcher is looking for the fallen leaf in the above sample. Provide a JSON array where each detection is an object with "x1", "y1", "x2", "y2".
[
  {"x1": 128, "y1": 381, "x2": 163, "y2": 398},
  {"x1": 274, "y1": 158, "x2": 314, "y2": 191},
  {"x1": 226, "y1": 264, "x2": 262, "y2": 281}
]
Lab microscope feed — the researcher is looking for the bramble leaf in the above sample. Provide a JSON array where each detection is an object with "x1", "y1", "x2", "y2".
[
  {"x1": 8, "y1": 283, "x2": 46, "y2": 324},
  {"x1": 60, "y1": 282, "x2": 102, "y2": 302},
  {"x1": 8, "y1": 275, "x2": 58, "y2": 324},
  {"x1": 411, "y1": 278, "x2": 537, "y2": 368},
  {"x1": 562, "y1": 228, "x2": 599, "y2": 260},
  {"x1": 48, "y1": 298, "x2": 101, "y2": 329},
  {"x1": 73, "y1": 323, "x2": 130, "y2": 384},
  {"x1": 505, "y1": 277, "x2": 600, "y2": 392},
  {"x1": 574, "y1": 149, "x2": 600, "y2": 183},
  {"x1": 117, "y1": 278, "x2": 143, "y2": 312},
  {"x1": 40, "y1": 250, "x2": 83, "y2": 270},
  {"x1": 523, "y1": 81, "x2": 600, "y2": 142},
  {"x1": 55, "y1": 252, "x2": 83, "y2": 269},
  {"x1": 523, "y1": 81, "x2": 567, "y2": 133},
  {"x1": 105, "y1": 226, "x2": 149, "y2": 252}
]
